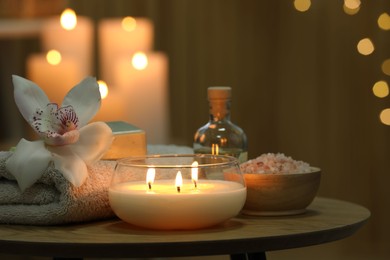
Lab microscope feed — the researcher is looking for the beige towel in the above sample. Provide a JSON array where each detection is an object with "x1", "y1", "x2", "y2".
[{"x1": 0, "y1": 151, "x2": 116, "y2": 225}]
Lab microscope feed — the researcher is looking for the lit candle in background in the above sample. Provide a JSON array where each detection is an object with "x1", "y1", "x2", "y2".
[
  {"x1": 92, "y1": 80, "x2": 126, "y2": 122},
  {"x1": 99, "y1": 16, "x2": 153, "y2": 85},
  {"x1": 31, "y1": 12, "x2": 170, "y2": 142},
  {"x1": 26, "y1": 49, "x2": 83, "y2": 105},
  {"x1": 41, "y1": 8, "x2": 94, "y2": 77},
  {"x1": 114, "y1": 51, "x2": 169, "y2": 144}
]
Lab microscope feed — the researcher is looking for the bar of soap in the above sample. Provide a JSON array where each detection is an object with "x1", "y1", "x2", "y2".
[{"x1": 103, "y1": 121, "x2": 147, "y2": 160}]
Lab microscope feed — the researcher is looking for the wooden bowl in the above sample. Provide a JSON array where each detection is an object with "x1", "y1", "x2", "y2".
[{"x1": 242, "y1": 167, "x2": 321, "y2": 216}]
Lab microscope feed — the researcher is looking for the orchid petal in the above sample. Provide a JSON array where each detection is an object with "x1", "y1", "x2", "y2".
[
  {"x1": 31, "y1": 103, "x2": 81, "y2": 145},
  {"x1": 62, "y1": 77, "x2": 101, "y2": 127},
  {"x1": 31, "y1": 103, "x2": 61, "y2": 135},
  {"x1": 44, "y1": 130, "x2": 80, "y2": 146},
  {"x1": 5, "y1": 139, "x2": 51, "y2": 191},
  {"x1": 12, "y1": 75, "x2": 50, "y2": 125},
  {"x1": 49, "y1": 146, "x2": 88, "y2": 187},
  {"x1": 70, "y1": 122, "x2": 114, "y2": 164}
]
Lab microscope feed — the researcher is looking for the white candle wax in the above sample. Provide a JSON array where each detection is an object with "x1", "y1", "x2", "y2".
[
  {"x1": 114, "y1": 52, "x2": 169, "y2": 144},
  {"x1": 92, "y1": 87, "x2": 127, "y2": 122},
  {"x1": 109, "y1": 180, "x2": 246, "y2": 230},
  {"x1": 99, "y1": 17, "x2": 153, "y2": 85},
  {"x1": 26, "y1": 53, "x2": 84, "y2": 105},
  {"x1": 41, "y1": 15, "x2": 94, "y2": 76}
]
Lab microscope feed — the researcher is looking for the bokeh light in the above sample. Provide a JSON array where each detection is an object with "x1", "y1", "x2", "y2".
[
  {"x1": 381, "y1": 59, "x2": 390, "y2": 76},
  {"x1": 122, "y1": 16, "x2": 137, "y2": 32},
  {"x1": 343, "y1": 0, "x2": 360, "y2": 15},
  {"x1": 372, "y1": 81, "x2": 389, "y2": 98},
  {"x1": 378, "y1": 13, "x2": 390, "y2": 30},
  {"x1": 132, "y1": 52, "x2": 148, "y2": 70},
  {"x1": 379, "y1": 108, "x2": 390, "y2": 125},
  {"x1": 60, "y1": 8, "x2": 77, "y2": 31},
  {"x1": 293, "y1": 0, "x2": 311, "y2": 12},
  {"x1": 357, "y1": 38, "x2": 374, "y2": 56},
  {"x1": 46, "y1": 50, "x2": 62, "y2": 65},
  {"x1": 98, "y1": 80, "x2": 109, "y2": 99}
]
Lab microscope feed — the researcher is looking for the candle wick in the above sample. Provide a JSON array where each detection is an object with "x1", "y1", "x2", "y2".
[
  {"x1": 177, "y1": 186, "x2": 181, "y2": 193},
  {"x1": 194, "y1": 180, "x2": 197, "y2": 189},
  {"x1": 148, "y1": 182, "x2": 152, "y2": 190}
]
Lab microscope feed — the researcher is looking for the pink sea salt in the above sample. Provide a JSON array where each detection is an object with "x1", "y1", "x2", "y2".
[{"x1": 240, "y1": 153, "x2": 312, "y2": 174}]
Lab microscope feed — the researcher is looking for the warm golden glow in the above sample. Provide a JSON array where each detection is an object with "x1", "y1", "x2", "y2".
[
  {"x1": 132, "y1": 52, "x2": 148, "y2": 70},
  {"x1": 378, "y1": 13, "x2": 390, "y2": 30},
  {"x1": 373, "y1": 81, "x2": 389, "y2": 98},
  {"x1": 293, "y1": 0, "x2": 311, "y2": 12},
  {"x1": 379, "y1": 108, "x2": 390, "y2": 126},
  {"x1": 344, "y1": 0, "x2": 361, "y2": 9},
  {"x1": 146, "y1": 168, "x2": 156, "y2": 190},
  {"x1": 175, "y1": 171, "x2": 183, "y2": 192},
  {"x1": 97, "y1": 80, "x2": 108, "y2": 99},
  {"x1": 343, "y1": 0, "x2": 360, "y2": 15},
  {"x1": 211, "y1": 143, "x2": 219, "y2": 155},
  {"x1": 220, "y1": 137, "x2": 228, "y2": 146},
  {"x1": 60, "y1": 8, "x2": 77, "y2": 30},
  {"x1": 357, "y1": 38, "x2": 374, "y2": 56},
  {"x1": 121, "y1": 16, "x2": 137, "y2": 32},
  {"x1": 46, "y1": 50, "x2": 62, "y2": 65},
  {"x1": 381, "y1": 59, "x2": 390, "y2": 76}
]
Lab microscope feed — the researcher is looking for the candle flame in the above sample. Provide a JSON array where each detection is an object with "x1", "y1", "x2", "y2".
[
  {"x1": 60, "y1": 8, "x2": 77, "y2": 31},
  {"x1": 191, "y1": 161, "x2": 198, "y2": 188},
  {"x1": 146, "y1": 168, "x2": 156, "y2": 190},
  {"x1": 121, "y1": 16, "x2": 137, "y2": 32},
  {"x1": 175, "y1": 171, "x2": 183, "y2": 193},
  {"x1": 132, "y1": 52, "x2": 148, "y2": 70},
  {"x1": 97, "y1": 80, "x2": 109, "y2": 99},
  {"x1": 46, "y1": 50, "x2": 62, "y2": 65}
]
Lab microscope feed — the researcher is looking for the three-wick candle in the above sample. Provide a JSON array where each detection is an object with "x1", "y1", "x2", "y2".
[{"x1": 109, "y1": 165, "x2": 246, "y2": 230}]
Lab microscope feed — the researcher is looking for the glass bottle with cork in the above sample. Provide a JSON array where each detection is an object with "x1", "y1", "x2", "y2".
[{"x1": 193, "y1": 86, "x2": 248, "y2": 163}]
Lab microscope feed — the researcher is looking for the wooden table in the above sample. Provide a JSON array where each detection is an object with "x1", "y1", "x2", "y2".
[{"x1": 0, "y1": 197, "x2": 370, "y2": 259}]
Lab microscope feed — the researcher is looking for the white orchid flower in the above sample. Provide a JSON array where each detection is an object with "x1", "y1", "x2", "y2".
[{"x1": 6, "y1": 75, "x2": 114, "y2": 191}]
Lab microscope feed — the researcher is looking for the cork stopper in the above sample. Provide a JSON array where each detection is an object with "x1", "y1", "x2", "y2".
[{"x1": 207, "y1": 86, "x2": 232, "y2": 100}]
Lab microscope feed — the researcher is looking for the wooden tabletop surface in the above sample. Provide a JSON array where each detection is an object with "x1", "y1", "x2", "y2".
[{"x1": 0, "y1": 197, "x2": 370, "y2": 258}]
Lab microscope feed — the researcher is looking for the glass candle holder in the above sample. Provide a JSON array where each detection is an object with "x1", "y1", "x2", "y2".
[{"x1": 109, "y1": 154, "x2": 246, "y2": 230}]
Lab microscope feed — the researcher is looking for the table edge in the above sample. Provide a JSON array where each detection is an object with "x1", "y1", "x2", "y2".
[{"x1": 0, "y1": 197, "x2": 371, "y2": 258}]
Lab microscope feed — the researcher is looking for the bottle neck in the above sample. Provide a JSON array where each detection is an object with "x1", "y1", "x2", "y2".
[{"x1": 209, "y1": 99, "x2": 231, "y2": 122}]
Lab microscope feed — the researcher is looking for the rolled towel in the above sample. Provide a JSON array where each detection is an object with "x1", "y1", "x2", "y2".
[
  {"x1": 0, "y1": 151, "x2": 116, "y2": 225},
  {"x1": 0, "y1": 145, "x2": 193, "y2": 225}
]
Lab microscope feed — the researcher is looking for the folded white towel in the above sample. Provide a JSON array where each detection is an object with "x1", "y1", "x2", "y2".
[
  {"x1": 0, "y1": 145, "x2": 193, "y2": 225},
  {"x1": 0, "y1": 151, "x2": 115, "y2": 225}
]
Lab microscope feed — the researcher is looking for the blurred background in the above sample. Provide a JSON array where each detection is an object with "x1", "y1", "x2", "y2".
[{"x1": 0, "y1": 0, "x2": 389, "y2": 259}]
